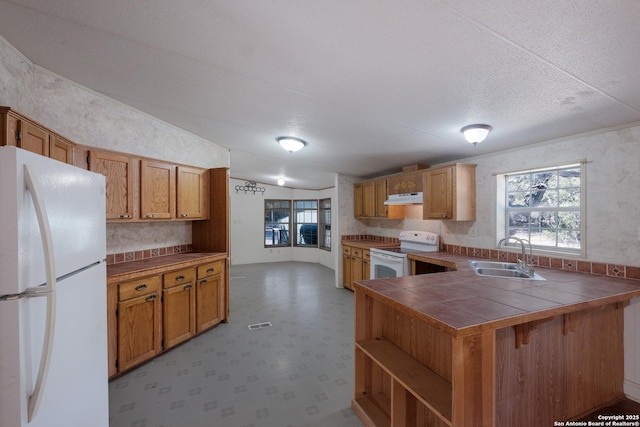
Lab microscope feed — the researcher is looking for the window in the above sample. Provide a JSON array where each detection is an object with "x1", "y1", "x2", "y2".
[
  {"x1": 319, "y1": 198, "x2": 331, "y2": 250},
  {"x1": 264, "y1": 199, "x2": 329, "y2": 249},
  {"x1": 504, "y1": 164, "x2": 583, "y2": 253},
  {"x1": 264, "y1": 200, "x2": 291, "y2": 247},
  {"x1": 293, "y1": 200, "x2": 318, "y2": 247}
]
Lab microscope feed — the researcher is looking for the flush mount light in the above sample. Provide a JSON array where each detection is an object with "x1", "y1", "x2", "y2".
[
  {"x1": 276, "y1": 136, "x2": 306, "y2": 153},
  {"x1": 277, "y1": 177, "x2": 285, "y2": 186},
  {"x1": 461, "y1": 124, "x2": 492, "y2": 145}
]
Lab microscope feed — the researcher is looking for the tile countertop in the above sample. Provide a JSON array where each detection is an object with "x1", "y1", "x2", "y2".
[
  {"x1": 106, "y1": 252, "x2": 227, "y2": 285},
  {"x1": 341, "y1": 239, "x2": 399, "y2": 249},
  {"x1": 353, "y1": 251, "x2": 640, "y2": 338}
]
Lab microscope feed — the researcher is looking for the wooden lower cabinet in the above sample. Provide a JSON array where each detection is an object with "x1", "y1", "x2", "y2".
[
  {"x1": 108, "y1": 257, "x2": 228, "y2": 378},
  {"x1": 196, "y1": 260, "x2": 225, "y2": 332},
  {"x1": 162, "y1": 267, "x2": 196, "y2": 349},
  {"x1": 362, "y1": 249, "x2": 371, "y2": 281},
  {"x1": 117, "y1": 275, "x2": 162, "y2": 373},
  {"x1": 342, "y1": 244, "x2": 373, "y2": 290},
  {"x1": 342, "y1": 245, "x2": 364, "y2": 290}
]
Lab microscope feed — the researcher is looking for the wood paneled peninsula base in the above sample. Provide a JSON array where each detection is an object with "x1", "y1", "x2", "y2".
[{"x1": 352, "y1": 253, "x2": 640, "y2": 427}]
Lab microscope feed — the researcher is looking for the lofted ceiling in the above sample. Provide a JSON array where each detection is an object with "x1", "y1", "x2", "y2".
[{"x1": 1, "y1": 0, "x2": 639, "y2": 189}]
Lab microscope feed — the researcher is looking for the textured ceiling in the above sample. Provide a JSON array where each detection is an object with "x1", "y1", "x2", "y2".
[{"x1": 1, "y1": 0, "x2": 639, "y2": 189}]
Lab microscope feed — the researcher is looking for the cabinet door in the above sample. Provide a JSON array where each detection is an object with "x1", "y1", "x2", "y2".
[
  {"x1": 17, "y1": 120, "x2": 49, "y2": 157},
  {"x1": 362, "y1": 181, "x2": 376, "y2": 218},
  {"x1": 342, "y1": 249, "x2": 353, "y2": 289},
  {"x1": 90, "y1": 150, "x2": 136, "y2": 220},
  {"x1": 363, "y1": 250, "x2": 371, "y2": 280},
  {"x1": 163, "y1": 283, "x2": 196, "y2": 349},
  {"x1": 351, "y1": 255, "x2": 363, "y2": 286},
  {"x1": 140, "y1": 160, "x2": 176, "y2": 220},
  {"x1": 425, "y1": 166, "x2": 453, "y2": 219},
  {"x1": 374, "y1": 179, "x2": 388, "y2": 218},
  {"x1": 117, "y1": 292, "x2": 162, "y2": 372},
  {"x1": 354, "y1": 183, "x2": 363, "y2": 218},
  {"x1": 107, "y1": 286, "x2": 118, "y2": 378},
  {"x1": 49, "y1": 134, "x2": 74, "y2": 164},
  {"x1": 177, "y1": 166, "x2": 208, "y2": 219},
  {"x1": 196, "y1": 274, "x2": 223, "y2": 332}
]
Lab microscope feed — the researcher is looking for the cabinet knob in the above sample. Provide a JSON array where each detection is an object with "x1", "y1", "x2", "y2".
[
  {"x1": 176, "y1": 275, "x2": 185, "y2": 281},
  {"x1": 146, "y1": 214, "x2": 155, "y2": 218},
  {"x1": 135, "y1": 284, "x2": 148, "y2": 292},
  {"x1": 118, "y1": 214, "x2": 131, "y2": 218},
  {"x1": 184, "y1": 284, "x2": 192, "y2": 290},
  {"x1": 181, "y1": 214, "x2": 189, "y2": 217},
  {"x1": 200, "y1": 279, "x2": 207, "y2": 285},
  {"x1": 145, "y1": 294, "x2": 157, "y2": 301}
]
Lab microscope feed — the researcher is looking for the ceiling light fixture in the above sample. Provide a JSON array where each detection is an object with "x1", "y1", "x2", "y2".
[
  {"x1": 276, "y1": 136, "x2": 306, "y2": 153},
  {"x1": 461, "y1": 124, "x2": 492, "y2": 145},
  {"x1": 277, "y1": 177, "x2": 285, "y2": 186}
]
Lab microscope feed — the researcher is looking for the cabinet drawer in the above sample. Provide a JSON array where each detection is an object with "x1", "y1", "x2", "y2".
[
  {"x1": 119, "y1": 275, "x2": 161, "y2": 301},
  {"x1": 343, "y1": 246, "x2": 352, "y2": 256},
  {"x1": 197, "y1": 260, "x2": 224, "y2": 278},
  {"x1": 163, "y1": 267, "x2": 196, "y2": 288},
  {"x1": 351, "y1": 248, "x2": 362, "y2": 258}
]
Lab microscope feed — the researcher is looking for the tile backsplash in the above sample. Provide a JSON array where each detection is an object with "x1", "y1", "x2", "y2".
[
  {"x1": 342, "y1": 234, "x2": 640, "y2": 281},
  {"x1": 106, "y1": 244, "x2": 193, "y2": 265},
  {"x1": 445, "y1": 243, "x2": 640, "y2": 281}
]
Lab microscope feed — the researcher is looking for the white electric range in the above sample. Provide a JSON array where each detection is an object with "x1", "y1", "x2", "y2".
[{"x1": 369, "y1": 231, "x2": 439, "y2": 279}]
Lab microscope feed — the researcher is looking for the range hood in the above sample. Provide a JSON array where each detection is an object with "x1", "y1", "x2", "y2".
[{"x1": 384, "y1": 192, "x2": 423, "y2": 205}]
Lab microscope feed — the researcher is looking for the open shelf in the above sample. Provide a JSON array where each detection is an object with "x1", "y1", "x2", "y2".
[
  {"x1": 356, "y1": 337, "x2": 453, "y2": 425},
  {"x1": 352, "y1": 394, "x2": 391, "y2": 427}
]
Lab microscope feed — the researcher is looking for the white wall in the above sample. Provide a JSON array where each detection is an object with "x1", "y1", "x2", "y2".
[
  {"x1": 0, "y1": 35, "x2": 230, "y2": 254},
  {"x1": 229, "y1": 178, "x2": 338, "y2": 272}
]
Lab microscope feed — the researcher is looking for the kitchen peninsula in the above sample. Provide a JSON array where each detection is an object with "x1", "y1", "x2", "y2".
[{"x1": 353, "y1": 253, "x2": 640, "y2": 427}]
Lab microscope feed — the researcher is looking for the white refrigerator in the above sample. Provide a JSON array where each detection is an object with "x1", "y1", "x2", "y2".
[{"x1": 0, "y1": 146, "x2": 109, "y2": 427}]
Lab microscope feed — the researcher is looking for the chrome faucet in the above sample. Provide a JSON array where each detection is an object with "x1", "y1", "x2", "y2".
[{"x1": 498, "y1": 237, "x2": 536, "y2": 275}]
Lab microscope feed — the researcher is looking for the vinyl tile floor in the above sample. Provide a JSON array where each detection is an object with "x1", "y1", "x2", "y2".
[{"x1": 109, "y1": 261, "x2": 365, "y2": 427}]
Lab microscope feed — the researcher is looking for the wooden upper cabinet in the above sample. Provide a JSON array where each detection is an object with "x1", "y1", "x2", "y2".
[
  {"x1": 90, "y1": 150, "x2": 136, "y2": 220},
  {"x1": 17, "y1": 120, "x2": 50, "y2": 157},
  {"x1": 354, "y1": 178, "x2": 404, "y2": 219},
  {"x1": 424, "y1": 163, "x2": 476, "y2": 221},
  {"x1": 361, "y1": 181, "x2": 376, "y2": 218},
  {"x1": 177, "y1": 166, "x2": 209, "y2": 220},
  {"x1": 140, "y1": 160, "x2": 176, "y2": 220},
  {"x1": 374, "y1": 178, "x2": 404, "y2": 219},
  {"x1": 387, "y1": 164, "x2": 428, "y2": 195},
  {"x1": 1, "y1": 107, "x2": 74, "y2": 164},
  {"x1": 353, "y1": 183, "x2": 364, "y2": 218},
  {"x1": 49, "y1": 134, "x2": 74, "y2": 164}
]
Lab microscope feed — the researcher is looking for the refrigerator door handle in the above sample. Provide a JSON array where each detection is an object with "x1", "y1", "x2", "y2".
[{"x1": 23, "y1": 165, "x2": 58, "y2": 422}]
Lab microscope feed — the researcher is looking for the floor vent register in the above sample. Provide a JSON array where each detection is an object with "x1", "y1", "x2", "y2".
[{"x1": 248, "y1": 322, "x2": 272, "y2": 330}]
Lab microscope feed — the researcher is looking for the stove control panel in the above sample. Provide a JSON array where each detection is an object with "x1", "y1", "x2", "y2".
[{"x1": 398, "y1": 231, "x2": 439, "y2": 245}]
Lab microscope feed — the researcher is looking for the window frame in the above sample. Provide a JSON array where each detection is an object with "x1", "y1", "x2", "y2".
[
  {"x1": 498, "y1": 161, "x2": 586, "y2": 257},
  {"x1": 293, "y1": 199, "x2": 318, "y2": 248},
  {"x1": 264, "y1": 199, "x2": 291, "y2": 248},
  {"x1": 318, "y1": 198, "x2": 331, "y2": 251}
]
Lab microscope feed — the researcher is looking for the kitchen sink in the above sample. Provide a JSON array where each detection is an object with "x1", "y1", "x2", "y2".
[
  {"x1": 468, "y1": 260, "x2": 546, "y2": 280},
  {"x1": 468, "y1": 260, "x2": 519, "y2": 270}
]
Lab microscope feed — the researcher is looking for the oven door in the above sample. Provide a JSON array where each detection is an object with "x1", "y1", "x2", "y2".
[{"x1": 370, "y1": 250, "x2": 408, "y2": 279}]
